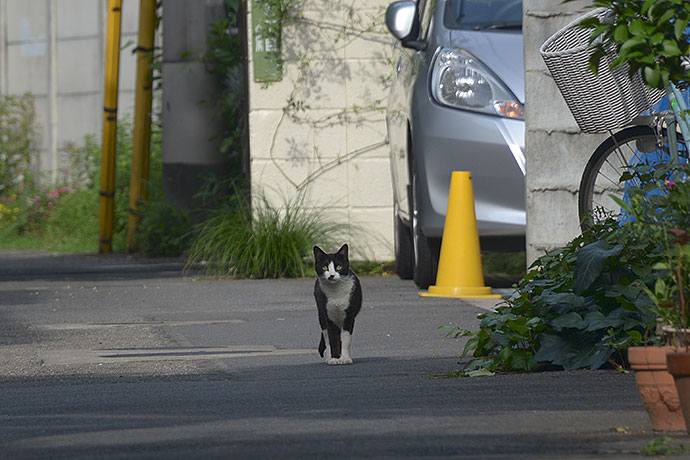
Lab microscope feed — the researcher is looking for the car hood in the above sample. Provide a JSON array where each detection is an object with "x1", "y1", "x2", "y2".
[{"x1": 450, "y1": 31, "x2": 524, "y2": 103}]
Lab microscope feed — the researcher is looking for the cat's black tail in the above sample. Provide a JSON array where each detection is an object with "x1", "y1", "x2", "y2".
[{"x1": 318, "y1": 334, "x2": 326, "y2": 357}]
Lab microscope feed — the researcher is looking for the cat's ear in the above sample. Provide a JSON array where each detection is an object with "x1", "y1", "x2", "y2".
[
  {"x1": 337, "y1": 244, "x2": 348, "y2": 258},
  {"x1": 313, "y1": 246, "x2": 326, "y2": 259}
]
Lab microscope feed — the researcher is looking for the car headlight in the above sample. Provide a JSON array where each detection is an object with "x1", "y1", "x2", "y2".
[{"x1": 430, "y1": 48, "x2": 524, "y2": 119}]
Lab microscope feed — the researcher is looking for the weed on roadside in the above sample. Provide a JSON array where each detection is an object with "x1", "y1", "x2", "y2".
[
  {"x1": 641, "y1": 436, "x2": 689, "y2": 456},
  {"x1": 186, "y1": 188, "x2": 344, "y2": 279}
]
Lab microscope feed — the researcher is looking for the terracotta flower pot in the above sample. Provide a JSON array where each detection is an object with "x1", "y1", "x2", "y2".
[
  {"x1": 666, "y1": 350, "x2": 690, "y2": 436},
  {"x1": 628, "y1": 346, "x2": 685, "y2": 431}
]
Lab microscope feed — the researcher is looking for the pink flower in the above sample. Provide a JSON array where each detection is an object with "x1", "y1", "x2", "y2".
[
  {"x1": 47, "y1": 190, "x2": 59, "y2": 199},
  {"x1": 664, "y1": 179, "x2": 677, "y2": 189},
  {"x1": 48, "y1": 202, "x2": 54, "y2": 207}
]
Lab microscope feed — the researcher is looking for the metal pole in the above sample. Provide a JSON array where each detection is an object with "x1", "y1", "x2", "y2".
[
  {"x1": 127, "y1": 0, "x2": 156, "y2": 252},
  {"x1": 98, "y1": 0, "x2": 122, "y2": 253}
]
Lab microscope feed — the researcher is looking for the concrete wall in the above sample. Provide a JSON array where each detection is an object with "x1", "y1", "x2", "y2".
[
  {"x1": 247, "y1": 0, "x2": 394, "y2": 261},
  {"x1": 160, "y1": 0, "x2": 227, "y2": 210},
  {"x1": 523, "y1": 0, "x2": 607, "y2": 263},
  {"x1": 0, "y1": 0, "x2": 142, "y2": 180}
]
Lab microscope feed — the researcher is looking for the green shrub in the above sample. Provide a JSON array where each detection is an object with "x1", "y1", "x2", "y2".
[
  {"x1": 0, "y1": 188, "x2": 98, "y2": 253},
  {"x1": 446, "y1": 217, "x2": 663, "y2": 375},
  {"x1": 136, "y1": 200, "x2": 192, "y2": 257}
]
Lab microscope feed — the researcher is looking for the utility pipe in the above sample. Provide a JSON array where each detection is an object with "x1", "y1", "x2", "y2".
[
  {"x1": 127, "y1": 0, "x2": 156, "y2": 252},
  {"x1": 98, "y1": 0, "x2": 122, "y2": 253}
]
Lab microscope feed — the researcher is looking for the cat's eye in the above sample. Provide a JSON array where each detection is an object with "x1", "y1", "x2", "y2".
[
  {"x1": 336, "y1": 265, "x2": 342, "y2": 270},
  {"x1": 322, "y1": 266, "x2": 328, "y2": 271}
]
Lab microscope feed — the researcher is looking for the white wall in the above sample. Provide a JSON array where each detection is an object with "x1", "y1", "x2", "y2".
[
  {"x1": 0, "y1": 0, "x2": 142, "y2": 180},
  {"x1": 247, "y1": 0, "x2": 394, "y2": 261}
]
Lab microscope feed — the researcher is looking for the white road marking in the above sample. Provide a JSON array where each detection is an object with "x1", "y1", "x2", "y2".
[
  {"x1": 41, "y1": 346, "x2": 313, "y2": 365},
  {"x1": 34, "y1": 319, "x2": 245, "y2": 331}
]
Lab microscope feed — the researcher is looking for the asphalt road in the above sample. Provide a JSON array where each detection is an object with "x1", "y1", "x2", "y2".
[{"x1": 0, "y1": 250, "x2": 687, "y2": 459}]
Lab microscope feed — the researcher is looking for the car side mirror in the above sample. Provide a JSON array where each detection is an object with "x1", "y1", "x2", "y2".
[{"x1": 385, "y1": 1, "x2": 425, "y2": 51}]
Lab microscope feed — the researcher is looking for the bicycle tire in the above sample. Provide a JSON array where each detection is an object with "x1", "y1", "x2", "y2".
[{"x1": 578, "y1": 125, "x2": 688, "y2": 231}]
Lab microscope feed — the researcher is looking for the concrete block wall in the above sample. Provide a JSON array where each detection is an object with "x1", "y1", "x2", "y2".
[
  {"x1": 523, "y1": 0, "x2": 607, "y2": 263},
  {"x1": 0, "y1": 0, "x2": 143, "y2": 181},
  {"x1": 247, "y1": 0, "x2": 394, "y2": 261}
]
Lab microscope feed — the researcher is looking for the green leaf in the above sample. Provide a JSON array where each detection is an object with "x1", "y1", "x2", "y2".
[
  {"x1": 657, "y1": 10, "x2": 677, "y2": 27},
  {"x1": 628, "y1": 19, "x2": 647, "y2": 37},
  {"x1": 613, "y1": 24, "x2": 629, "y2": 42},
  {"x1": 641, "y1": 0, "x2": 655, "y2": 15},
  {"x1": 675, "y1": 16, "x2": 690, "y2": 41},
  {"x1": 551, "y1": 311, "x2": 585, "y2": 329},
  {"x1": 506, "y1": 319, "x2": 529, "y2": 336},
  {"x1": 537, "y1": 292, "x2": 585, "y2": 314},
  {"x1": 584, "y1": 311, "x2": 607, "y2": 331},
  {"x1": 619, "y1": 35, "x2": 646, "y2": 53},
  {"x1": 466, "y1": 368, "x2": 495, "y2": 378},
  {"x1": 662, "y1": 40, "x2": 682, "y2": 56},
  {"x1": 589, "y1": 348, "x2": 613, "y2": 370},
  {"x1": 626, "y1": 329, "x2": 643, "y2": 344},
  {"x1": 573, "y1": 241, "x2": 624, "y2": 294}
]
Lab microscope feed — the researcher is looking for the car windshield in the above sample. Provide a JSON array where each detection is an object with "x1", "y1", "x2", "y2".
[{"x1": 444, "y1": 0, "x2": 523, "y2": 31}]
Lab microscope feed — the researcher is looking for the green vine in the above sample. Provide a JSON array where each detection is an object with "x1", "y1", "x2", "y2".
[{"x1": 258, "y1": 2, "x2": 392, "y2": 195}]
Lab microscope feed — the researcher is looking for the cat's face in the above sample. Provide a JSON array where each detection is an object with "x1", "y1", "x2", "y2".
[{"x1": 314, "y1": 244, "x2": 350, "y2": 282}]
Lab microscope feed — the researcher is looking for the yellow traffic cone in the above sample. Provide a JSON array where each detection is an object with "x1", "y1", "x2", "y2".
[{"x1": 420, "y1": 171, "x2": 502, "y2": 299}]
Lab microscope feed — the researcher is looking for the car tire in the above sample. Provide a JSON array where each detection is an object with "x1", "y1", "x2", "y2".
[
  {"x1": 411, "y1": 165, "x2": 439, "y2": 289},
  {"x1": 394, "y1": 205, "x2": 414, "y2": 279}
]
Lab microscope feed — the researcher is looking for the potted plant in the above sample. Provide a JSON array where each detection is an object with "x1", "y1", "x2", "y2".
[
  {"x1": 620, "y1": 164, "x2": 690, "y2": 432},
  {"x1": 660, "y1": 228, "x2": 690, "y2": 435},
  {"x1": 570, "y1": 0, "x2": 690, "y2": 431}
]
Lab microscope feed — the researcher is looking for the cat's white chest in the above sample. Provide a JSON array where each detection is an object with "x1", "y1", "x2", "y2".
[{"x1": 319, "y1": 277, "x2": 355, "y2": 327}]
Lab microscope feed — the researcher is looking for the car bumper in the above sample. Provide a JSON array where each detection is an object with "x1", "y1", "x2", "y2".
[{"x1": 412, "y1": 103, "x2": 526, "y2": 240}]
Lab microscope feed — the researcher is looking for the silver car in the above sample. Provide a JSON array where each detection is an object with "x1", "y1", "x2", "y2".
[{"x1": 385, "y1": 0, "x2": 526, "y2": 288}]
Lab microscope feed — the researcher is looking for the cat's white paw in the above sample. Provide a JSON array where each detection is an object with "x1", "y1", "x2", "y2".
[{"x1": 326, "y1": 357, "x2": 353, "y2": 365}]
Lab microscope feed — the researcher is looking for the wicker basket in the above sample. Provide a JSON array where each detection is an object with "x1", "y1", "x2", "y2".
[{"x1": 540, "y1": 8, "x2": 664, "y2": 134}]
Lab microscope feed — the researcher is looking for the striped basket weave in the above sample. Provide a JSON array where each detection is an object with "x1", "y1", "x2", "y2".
[{"x1": 539, "y1": 8, "x2": 664, "y2": 134}]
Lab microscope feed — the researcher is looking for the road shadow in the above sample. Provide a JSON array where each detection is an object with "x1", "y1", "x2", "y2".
[
  {"x1": 0, "y1": 365, "x2": 661, "y2": 460},
  {"x1": 0, "y1": 251, "x2": 185, "y2": 282}
]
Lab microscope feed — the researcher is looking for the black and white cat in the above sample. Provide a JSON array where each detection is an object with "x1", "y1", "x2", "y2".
[{"x1": 313, "y1": 244, "x2": 362, "y2": 365}]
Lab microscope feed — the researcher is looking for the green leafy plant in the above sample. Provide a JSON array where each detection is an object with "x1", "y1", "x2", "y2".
[
  {"x1": 185, "y1": 187, "x2": 344, "y2": 279},
  {"x1": 616, "y1": 163, "x2": 690, "y2": 347},
  {"x1": 0, "y1": 117, "x2": 169, "y2": 254},
  {"x1": 135, "y1": 200, "x2": 192, "y2": 257},
  {"x1": 568, "y1": 0, "x2": 690, "y2": 89},
  {"x1": 446, "y1": 217, "x2": 663, "y2": 376}
]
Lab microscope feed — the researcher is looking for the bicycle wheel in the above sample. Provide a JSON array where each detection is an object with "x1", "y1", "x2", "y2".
[{"x1": 578, "y1": 125, "x2": 688, "y2": 231}]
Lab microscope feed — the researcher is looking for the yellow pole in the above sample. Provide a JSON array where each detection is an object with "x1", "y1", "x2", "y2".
[
  {"x1": 98, "y1": 0, "x2": 123, "y2": 253},
  {"x1": 127, "y1": 0, "x2": 156, "y2": 252}
]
